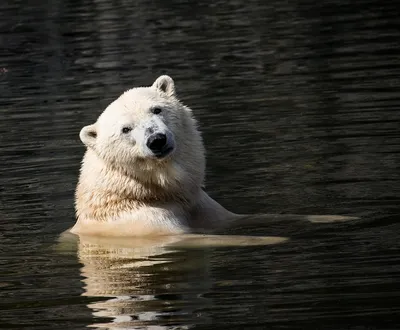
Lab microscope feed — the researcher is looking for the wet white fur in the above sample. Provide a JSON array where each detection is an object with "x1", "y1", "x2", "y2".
[{"x1": 71, "y1": 75, "x2": 237, "y2": 236}]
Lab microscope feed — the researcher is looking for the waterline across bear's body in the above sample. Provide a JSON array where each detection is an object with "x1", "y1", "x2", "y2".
[{"x1": 72, "y1": 76, "x2": 238, "y2": 236}]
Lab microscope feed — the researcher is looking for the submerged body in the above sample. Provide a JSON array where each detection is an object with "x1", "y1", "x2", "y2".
[{"x1": 72, "y1": 75, "x2": 236, "y2": 236}]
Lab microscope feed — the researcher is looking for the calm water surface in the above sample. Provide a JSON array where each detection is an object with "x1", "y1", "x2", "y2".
[{"x1": 1, "y1": 0, "x2": 400, "y2": 329}]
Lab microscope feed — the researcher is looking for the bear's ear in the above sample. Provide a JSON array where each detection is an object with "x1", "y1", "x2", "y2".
[
  {"x1": 79, "y1": 124, "x2": 97, "y2": 149},
  {"x1": 152, "y1": 75, "x2": 175, "y2": 97}
]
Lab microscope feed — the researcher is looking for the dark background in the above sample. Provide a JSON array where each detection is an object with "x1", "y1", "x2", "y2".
[{"x1": 0, "y1": 0, "x2": 399, "y2": 329}]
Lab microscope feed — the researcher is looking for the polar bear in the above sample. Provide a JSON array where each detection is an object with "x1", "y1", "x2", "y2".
[
  {"x1": 71, "y1": 75, "x2": 239, "y2": 236},
  {"x1": 71, "y1": 75, "x2": 356, "y2": 237}
]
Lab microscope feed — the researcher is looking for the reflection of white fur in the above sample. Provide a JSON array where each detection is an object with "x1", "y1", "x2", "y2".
[
  {"x1": 77, "y1": 235, "x2": 211, "y2": 329},
  {"x1": 65, "y1": 233, "x2": 286, "y2": 329},
  {"x1": 72, "y1": 75, "x2": 237, "y2": 237}
]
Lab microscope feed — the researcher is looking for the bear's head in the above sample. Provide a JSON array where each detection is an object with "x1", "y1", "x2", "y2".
[{"x1": 79, "y1": 75, "x2": 205, "y2": 197}]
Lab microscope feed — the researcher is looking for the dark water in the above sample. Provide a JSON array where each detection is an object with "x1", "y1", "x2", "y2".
[{"x1": 1, "y1": 0, "x2": 400, "y2": 329}]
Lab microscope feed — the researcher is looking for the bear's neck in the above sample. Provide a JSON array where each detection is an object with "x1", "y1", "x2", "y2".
[{"x1": 75, "y1": 150, "x2": 202, "y2": 221}]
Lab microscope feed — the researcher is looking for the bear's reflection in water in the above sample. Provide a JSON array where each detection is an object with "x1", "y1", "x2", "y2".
[
  {"x1": 70, "y1": 233, "x2": 287, "y2": 329},
  {"x1": 61, "y1": 213, "x2": 357, "y2": 329}
]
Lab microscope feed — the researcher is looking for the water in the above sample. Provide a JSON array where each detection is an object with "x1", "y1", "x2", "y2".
[{"x1": 1, "y1": 0, "x2": 400, "y2": 328}]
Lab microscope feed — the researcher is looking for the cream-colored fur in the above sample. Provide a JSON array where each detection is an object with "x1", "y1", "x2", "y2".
[{"x1": 71, "y1": 75, "x2": 237, "y2": 236}]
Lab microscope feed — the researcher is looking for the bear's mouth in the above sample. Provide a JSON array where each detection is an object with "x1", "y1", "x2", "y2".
[{"x1": 153, "y1": 146, "x2": 174, "y2": 159}]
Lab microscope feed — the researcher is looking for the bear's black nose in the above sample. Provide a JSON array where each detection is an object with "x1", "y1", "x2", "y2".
[{"x1": 147, "y1": 133, "x2": 167, "y2": 153}]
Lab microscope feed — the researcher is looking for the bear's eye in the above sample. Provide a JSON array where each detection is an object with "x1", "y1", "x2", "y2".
[
  {"x1": 152, "y1": 107, "x2": 162, "y2": 115},
  {"x1": 122, "y1": 127, "x2": 132, "y2": 134}
]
